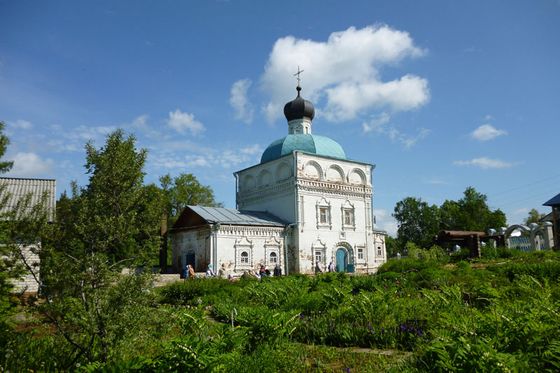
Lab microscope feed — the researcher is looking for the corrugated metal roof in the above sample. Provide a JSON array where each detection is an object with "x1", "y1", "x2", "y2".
[
  {"x1": 188, "y1": 205, "x2": 286, "y2": 227},
  {"x1": 543, "y1": 192, "x2": 560, "y2": 207},
  {"x1": 0, "y1": 177, "x2": 56, "y2": 221}
]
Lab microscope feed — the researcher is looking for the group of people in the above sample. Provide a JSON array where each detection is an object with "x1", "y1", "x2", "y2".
[
  {"x1": 242, "y1": 264, "x2": 282, "y2": 280},
  {"x1": 315, "y1": 261, "x2": 337, "y2": 274},
  {"x1": 183, "y1": 263, "x2": 282, "y2": 280},
  {"x1": 182, "y1": 264, "x2": 196, "y2": 279},
  {"x1": 186, "y1": 260, "x2": 341, "y2": 279}
]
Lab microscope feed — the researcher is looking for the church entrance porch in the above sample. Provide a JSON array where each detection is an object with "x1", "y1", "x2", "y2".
[
  {"x1": 336, "y1": 248, "x2": 347, "y2": 272},
  {"x1": 335, "y1": 242, "x2": 355, "y2": 273}
]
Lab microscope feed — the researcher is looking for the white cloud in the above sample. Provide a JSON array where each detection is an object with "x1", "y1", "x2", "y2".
[
  {"x1": 240, "y1": 144, "x2": 263, "y2": 156},
  {"x1": 454, "y1": 157, "x2": 514, "y2": 169},
  {"x1": 167, "y1": 109, "x2": 205, "y2": 135},
  {"x1": 10, "y1": 119, "x2": 33, "y2": 130},
  {"x1": 8, "y1": 152, "x2": 53, "y2": 177},
  {"x1": 324, "y1": 74, "x2": 429, "y2": 121},
  {"x1": 260, "y1": 25, "x2": 429, "y2": 122},
  {"x1": 150, "y1": 142, "x2": 263, "y2": 172},
  {"x1": 373, "y1": 209, "x2": 398, "y2": 236},
  {"x1": 471, "y1": 124, "x2": 507, "y2": 141},
  {"x1": 362, "y1": 112, "x2": 391, "y2": 133},
  {"x1": 230, "y1": 79, "x2": 254, "y2": 124},
  {"x1": 362, "y1": 112, "x2": 429, "y2": 148}
]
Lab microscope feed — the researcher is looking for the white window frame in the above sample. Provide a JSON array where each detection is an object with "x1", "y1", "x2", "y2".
[
  {"x1": 315, "y1": 249, "x2": 323, "y2": 265},
  {"x1": 341, "y1": 200, "x2": 356, "y2": 231},
  {"x1": 357, "y1": 247, "x2": 364, "y2": 260},
  {"x1": 265, "y1": 237, "x2": 282, "y2": 268},
  {"x1": 235, "y1": 238, "x2": 253, "y2": 270},
  {"x1": 316, "y1": 198, "x2": 332, "y2": 229}
]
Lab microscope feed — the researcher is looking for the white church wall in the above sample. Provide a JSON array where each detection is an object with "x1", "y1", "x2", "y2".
[
  {"x1": 213, "y1": 226, "x2": 285, "y2": 275},
  {"x1": 236, "y1": 155, "x2": 296, "y2": 222},
  {"x1": 294, "y1": 152, "x2": 385, "y2": 274},
  {"x1": 172, "y1": 228, "x2": 211, "y2": 272}
]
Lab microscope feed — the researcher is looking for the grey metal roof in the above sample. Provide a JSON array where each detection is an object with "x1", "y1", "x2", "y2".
[
  {"x1": 0, "y1": 177, "x2": 56, "y2": 221},
  {"x1": 544, "y1": 192, "x2": 560, "y2": 207},
  {"x1": 188, "y1": 205, "x2": 286, "y2": 227}
]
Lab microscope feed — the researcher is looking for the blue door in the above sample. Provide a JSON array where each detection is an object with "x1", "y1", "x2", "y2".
[{"x1": 336, "y1": 248, "x2": 347, "y2": 272}]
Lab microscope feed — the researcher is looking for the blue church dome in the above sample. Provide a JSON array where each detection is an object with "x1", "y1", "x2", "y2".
[{"x1": 260, "y1": 134, "x2": 346, "y2": 164}]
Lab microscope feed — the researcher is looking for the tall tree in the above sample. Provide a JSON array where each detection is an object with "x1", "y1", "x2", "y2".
[
  {"x1": 393, "y1": 197, "x2": 440, "y2": 249},
  {"x1": 76, "y1": 129, "x2": 161, "y2": 262},
  {"x1": 38, "y1": 129, "x2": 162, "y2": 366}
]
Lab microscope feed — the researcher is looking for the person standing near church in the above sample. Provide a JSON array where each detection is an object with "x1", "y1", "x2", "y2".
[
  {"x1": 315, "y1": 261, "x2": 323, "y2": 274},
  {"x1": 187, "y1": 264, "x2": 195, "y2": 279},
  {"x1": 218, "y1": 263, "x2": 228, "y2": 279},
  {"x1": 328, "y1": 261, "x2": 335, "y2": 272}
]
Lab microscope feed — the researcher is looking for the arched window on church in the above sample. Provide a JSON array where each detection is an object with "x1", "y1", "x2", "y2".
[
  {"x1": 269, "y1": 251, "x2": 278, "y2": 264},
  {"x1": 240, "y1": 251, "x2": 249, "y2": 264}
]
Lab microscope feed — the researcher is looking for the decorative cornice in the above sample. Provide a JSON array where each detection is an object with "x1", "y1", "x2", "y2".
[
  {"x1": 219, "y1": 225, "x2": 285, "y2": 237},
  {"x1": 297, "y1": 179, "x2": 372, "y2": 198}
]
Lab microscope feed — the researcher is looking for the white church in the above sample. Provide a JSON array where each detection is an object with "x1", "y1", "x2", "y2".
[{"x1": 171, "y1": 85, "x2": 387, "y2": 275}]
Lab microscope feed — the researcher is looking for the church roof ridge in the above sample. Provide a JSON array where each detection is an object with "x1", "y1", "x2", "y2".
[{"x1": 187, "y1": 205, "x2": 287, "y2": 227}]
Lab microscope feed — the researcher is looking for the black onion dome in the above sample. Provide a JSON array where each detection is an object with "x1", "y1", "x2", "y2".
[{"x1": 283, "y1": 86, "x2": 315, "y2": 121}]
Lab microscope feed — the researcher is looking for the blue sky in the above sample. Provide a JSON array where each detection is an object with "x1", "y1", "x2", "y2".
[{"x1": 1, "y1": 0, "x2": 559, "y2": 235}]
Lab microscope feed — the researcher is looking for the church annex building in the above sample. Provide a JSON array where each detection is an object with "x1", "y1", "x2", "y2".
[{"x1": 171, "y1": 85, "x2": 387, "y2": 275}]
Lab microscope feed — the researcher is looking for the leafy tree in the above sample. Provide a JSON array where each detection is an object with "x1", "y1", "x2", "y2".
[
  {"x1": 77, "y1": 129, "x2": 161, "y2": 263},
  {"x1": 384, "y1": 236, "x2": 399, "y2": 258},
  {"x1": 393, "y1": 187, "x2": 506, "y2": 251},
  {"x1": 524, "y1": 208, "x2": 545, "y2": 225},
  {"x1": 160, "y1": 173, "x2": 222, "y2": 221},
  {"x1": 393, "y1": 197, "x2": 440, "y2": 249},
  {"x1": 38, "y1": 130, "x2": 163, "y2": 366},
  {"x1": 440, "y1": 187, "x2": 506, "y2": 232},
  {"x1": 0, "y1": 121, "x2": 13, "y2": 173}
]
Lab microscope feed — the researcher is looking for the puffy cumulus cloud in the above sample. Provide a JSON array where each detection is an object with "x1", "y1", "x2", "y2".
[
  {"x1": 8, "y1": 152, "x2": 53, "y2": 177},
  {"x1": 260, "y1": 25, "x2": 428, "y2": 122},
  {"x1": 230, "y1": 79, "x2": 254, "y2": 124},
  {"x1": 471, "y1": 124, "x2": 507, "y2": 141},
  {"x1": 167, "y1": 109, "x2": 205, "y2": 135},
  {"x1": 454, "y1": 157, "x2": 514, "y2": 169},
  {"x1": 373, "y1": 209, "x2": 398, "y2": 237},
  {"x1": 324, "y1": 74, "x2": 429, "y2": 121},
  {"x1": 362, "y1": 112, "x2": 429, "y2": 148}
]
